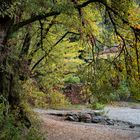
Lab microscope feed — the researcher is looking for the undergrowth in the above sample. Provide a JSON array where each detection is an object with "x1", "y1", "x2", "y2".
[{"x1": 0, "y1": 101, "x2": 45, "y2": 140}]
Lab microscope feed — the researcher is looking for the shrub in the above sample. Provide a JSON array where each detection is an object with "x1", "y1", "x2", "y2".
[
  {"x1": 24, "y1": 79, "x2": 71, "y2": 109},
  {"x1": 89, "y1": 102, "x2": 105, "y2": 110},
  {"x1": 108, "y1": 81, "x2": 130, "y2": 101},
  {"x1": 46, "y1": 90, "x2": 71, "y2": 109},
  {"x1": 64, "y1": 75, "x2": 80, "y2": 84},
  {"x1": 0, "y1": 102, "x2": 45, "y2": 140},
  {"x1": 23, "y1": 79, "x2": 48, "y2": 108},
  {"x1": 30, "y1": 91, "x2": 48, "y2": 108},
  {"x1": 129, "y1": 80, "x2": 140, "y2": 100}
]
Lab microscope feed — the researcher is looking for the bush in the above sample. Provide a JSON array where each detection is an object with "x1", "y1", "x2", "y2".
[
  {"x1": 89, "y1": 102, "x2": 105, "y2": 110},
  {"x1": 129, "y1": 80, "x2": 140, "y2": 100},
  {"x1": 46, "y1": 90, "x2": 71, "y2": 109},
  {"x1": 64, "y1": 75, "x2": 80, "y2": 84},
  {"x1": 0, "y1": 102, "x2": 45, "y2": 140},
  {"x1": 118, "y1": 82, "x2": 130, "y2": 100},
  {"x1": 23, "y1": 79, "x2": 48, "y2": 108},
  {"x1": 24, "y1": 79, "x2": 71, "y2": 109},
  {"x1": 29, "y1": 91, "x2": 48, "y2": 108}
]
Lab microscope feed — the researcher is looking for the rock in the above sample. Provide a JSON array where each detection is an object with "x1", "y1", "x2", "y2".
[
  {"x1": 94, "y1": 112, "x2": 102, "y2": 116},
  {"x1": 106, "y1": 119, "x2": 114, "y2": 125},
  {"x1": 67, "y1": 112, "x2": 75, "y2": 116},
  {"x1": 79, "y1": 113, "x2": 92, "y2": 123},
  {"x1": 66, "y1": 113, "x2": 79, "y2": 122},
  {"x1": 73, "y1": 114, "x2": 79, "y2": 122},
  {"x1": 49, "y1": 112, "x2": 68, "y2": 117},
  {"x1": 56, "y1": 113, "x2": 65, "y2": 117},
  {"x1": 88, "y1": 112, "x2": 95, "y2": 117},
  {"x1": 129, "y1": 124, "x2": 135, "y2": 128},
  {"x1": 66, "y1": 116, "x2": 75, "y2": 121},
  {"x1": 92, "y1": 116, "x2": 104, "y2": 123}
]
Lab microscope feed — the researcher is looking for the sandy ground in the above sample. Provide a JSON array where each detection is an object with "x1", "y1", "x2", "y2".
[{"x1": 40, "y1": 114, "x2": 140, "y2": 140}]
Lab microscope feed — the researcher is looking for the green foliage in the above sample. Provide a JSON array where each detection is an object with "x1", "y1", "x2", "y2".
[
  {"x1": 64, "y1": 75, "x2": 80, "y2": 84},
  {"x1": 30, "y1": 91, "x2": 47, "y2": 108},
  {"x1": 129, "y1": 80, "x2": 140, "y2": 100},
  {"x1": 24, "y1": 79, "x2": 71, "y2": 109},
  {"x1": 115, "y1": 81, "x2": 130, "y2": 100},
  {"x1": 3, "y1": 0, "x2": 138, "y2": 107},
  {"x1": 89, "y1": 102, "x2": 105, "y2": 110},
  {"x1": 0, "y1": 103, "x2": 44, "y2": 140},
  {"x1": 0, "y1": 1, "x2": 140, "y2": 139},
  {"x1": 79, "y1": 47, "x2": 140, "y2": 103},
  {"x1": 23, "y1": 79, "x2": 46, "y2": 108},
  {"x1": 46, "y1": 90, "x2": 71, "y2": 109}
]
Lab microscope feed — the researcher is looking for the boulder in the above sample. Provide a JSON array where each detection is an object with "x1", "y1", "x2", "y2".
[
  {"x1": 105, "y1": 119, "x2": 114, "y2": 125},
  {"x1": 92, "y1": 116, "x2": 104, "y2": 123},
  {"x1": 79, "y1": 113, "x2": 92, "y2": 123},
  {"x1": 66, "y1": 113, "x2": 79, "y2": 122},
  {"x1": 66, "y1": 116, "x2": 75, "y2": 121}
]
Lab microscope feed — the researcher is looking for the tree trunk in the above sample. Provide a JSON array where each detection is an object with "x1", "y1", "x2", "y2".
[{"x1": 0, "y1": 3, "x2": 31, "y2": 128}]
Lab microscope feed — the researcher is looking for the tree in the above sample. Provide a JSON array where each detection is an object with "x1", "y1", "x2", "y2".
[{"x1": 0, "y1": 0, "x2": 139, "y2": 131}]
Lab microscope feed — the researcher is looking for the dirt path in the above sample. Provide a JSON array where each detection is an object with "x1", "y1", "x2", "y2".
[{"x1": 40, "y1": 114, "x2": 140, "y2": 140}]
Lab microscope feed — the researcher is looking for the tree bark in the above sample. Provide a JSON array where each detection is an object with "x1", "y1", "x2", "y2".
[{"x1": 0, "y1": 1, "x2": 31, "y2": 128}]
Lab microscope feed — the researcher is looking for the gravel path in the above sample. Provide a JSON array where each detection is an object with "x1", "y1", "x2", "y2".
[
  {"x1": 104, "y1": 107, "x2": 140, "y2": 125},
  {"x1": 35, "y1": 106, "x2": 140, "y2": 140},
  {"x1": 40, "y1": 115, "x2": 140, "y2": 140},
  {"x1": 35, "y1": 106, "x2": 140, "y2": 125}
]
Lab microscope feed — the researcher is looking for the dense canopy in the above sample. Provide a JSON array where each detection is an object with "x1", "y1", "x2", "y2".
[{"x1": 0, "y1": 0, "x2": 139, "y2": 139}]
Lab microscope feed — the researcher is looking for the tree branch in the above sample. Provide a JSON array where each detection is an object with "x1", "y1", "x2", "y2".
[
  {"x1": 31, "y1": 31, "x2": 80, "y2": 71},
  {"x1": 76, "y1": 0, "x2": 98, "y2": 9},
  {"x1": 12, "y1": 11, "x2": 60, "y2": 32}
]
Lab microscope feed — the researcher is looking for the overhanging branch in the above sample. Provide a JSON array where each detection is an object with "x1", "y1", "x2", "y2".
[
  {"x1": 12, "y1": 11, "x2": 60, "y2": 32},
  {"x1": 76, "y1": 0, "x2": 98, "y2": 9},
  {"x1": 31, "y1": 31, "x2": 80, "y2": 71}
]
